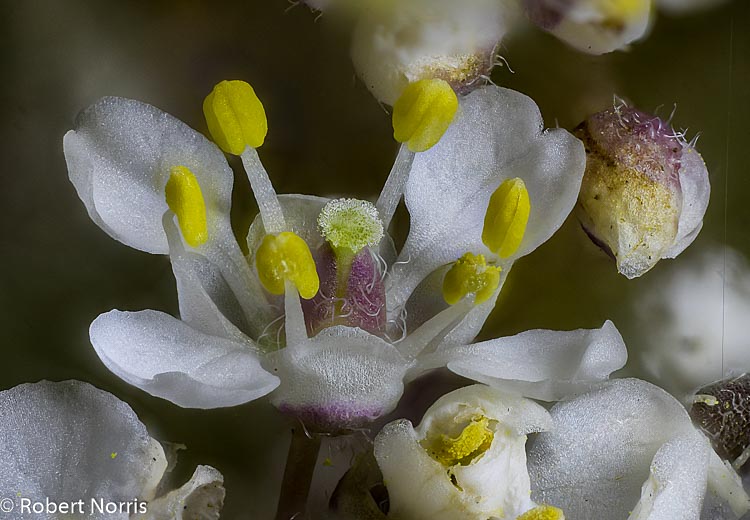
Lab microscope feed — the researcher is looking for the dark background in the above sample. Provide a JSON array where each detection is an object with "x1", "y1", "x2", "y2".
[{"x1": 1, "y1": 1, "x2": 748, "y2": 517}]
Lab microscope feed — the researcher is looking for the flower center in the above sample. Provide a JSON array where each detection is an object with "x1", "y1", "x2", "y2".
[
  {"x1": 255, "y1": 231, "x2": 320, "y2": 299},
  {"x1": 423, "y1": 415, "x2": 495, "y2": 467}
]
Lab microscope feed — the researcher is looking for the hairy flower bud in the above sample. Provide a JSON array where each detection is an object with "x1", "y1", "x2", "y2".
[{"x1": 575, "y1": 103, "x2": 710, "y2": 278}]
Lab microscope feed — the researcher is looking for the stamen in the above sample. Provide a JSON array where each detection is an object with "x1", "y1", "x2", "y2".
[
  {"x1": 203, "y1": 80, "x2": 286, "y2": 234},
  {"x1": 376, "y1": 144, "x2": 415, "y2": 230},
  {"x1": 164, "y1": 166, "x2": 208, "y2": 247},
  {"x1": 442, "y1": 252, "x2": 501, "y2": 305},
  {"x1": 516, "y1": 505, "x2": 565, "y2": 520},
  {"x1": 422, "y1": 416, "x2": 494, "y2": 467},
  {"x1": 255, "y1": 231, "x2": 320, "y2": 299},
  {"x1": 203, "y1": 80, "x2": 267, "y2": 153},
  {"x1": 482, "y1": 177, "x2": 531, "y2": 259},
  {"x1": 392, "y1": 78, "x2": 458, "y2": 153}
]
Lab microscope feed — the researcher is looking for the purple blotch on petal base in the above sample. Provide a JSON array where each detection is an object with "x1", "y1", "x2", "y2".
[
  {"x1": 277, "y1": 402, "x2": 384, "y2": 433},
  {"x1": 302, "y1": 244, "x2": 386, "y2": 337}
]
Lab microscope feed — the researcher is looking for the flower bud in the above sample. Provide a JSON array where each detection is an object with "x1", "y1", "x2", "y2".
[
  {"x1": 350, "y1": 0, "x2": 520, "y2": 105},
  {"x1": 575, "y1": 103, "x2": 710, "y2": 278},
  {"x1": 522, "y1": 0, "x2": 651, "y2": 55}
]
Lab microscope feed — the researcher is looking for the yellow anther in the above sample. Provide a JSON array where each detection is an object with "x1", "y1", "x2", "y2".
[
  {"x1": 203, "y1": 80, "x2": 268, "y2": 155},
  {"x1": 516, "y1": 505, "x2": 565, "y2": 520},
  {"x1": 165, "y1": 166, "x2": 208, "y2": 247},
  {"x1": 255, "y1": 232, "x2": 320, "y2": 299},
  {"x1": 425, "y1": 416, "x2": 494, "y2": 467},
  {"x1": 392, "y1": 79, "x2": 458, "y2": 152},
  {"x1": 482, "y1": 178, "x2": 531, "y2": 259},
  {"x1": 442, "y1": 252, "x2": 501, "y2": 306}
]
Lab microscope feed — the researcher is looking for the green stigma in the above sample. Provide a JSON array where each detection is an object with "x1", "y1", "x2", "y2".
[{"x1": 318, "y1": 198, "x2": 384, "y2": 254}]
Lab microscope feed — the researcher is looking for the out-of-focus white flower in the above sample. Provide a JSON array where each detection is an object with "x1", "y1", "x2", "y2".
[
  {"x1": 0, "y1": 380, "x2": 224, "y2": 520},
  {"x1": 528, "y1": 378, "x2": 750, "y2": 520},
  {"x1": 522, "y1": 0, "x2": 653, "y2": 54},
  {"x1": 349, "y1": 0, "x2": 521, "y2": 106},
  {"x1": 575, "y1": 100, "x2": 710, "y2": 278},
  {"x1": 374, "y1": 384, "x2": 562, "y2": 520},
  {"x1": 634, "y1": 246, "x2": 750, "y2": 397},
  {"x1": 657, "y1": 0, "x2": 731, "y2": 15},
  {"x1": 64, "y1": 81, "x2": 620, "y2": 433}
]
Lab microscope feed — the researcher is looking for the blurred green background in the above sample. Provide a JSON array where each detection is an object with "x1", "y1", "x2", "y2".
[{"x1": 1, "y1": 1, "x2": 748, "y2": 517}]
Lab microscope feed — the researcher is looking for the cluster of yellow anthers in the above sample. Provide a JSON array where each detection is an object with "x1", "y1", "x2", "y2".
[{"x1": 165, "y1": 76, "x2": 530, "y2": 308}]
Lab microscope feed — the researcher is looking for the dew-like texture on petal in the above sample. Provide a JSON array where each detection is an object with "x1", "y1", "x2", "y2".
[
  {"x1": 267, "y1": 326, "x2": 409, "y2": 432},
  {"x1": 388, "y1": 86, "x2": 585, "y2": 309},
  {"x1": 523, "y1": 0, "x2": 652, "y2": 55},
  {"x1": 414, "y1": 321, "x2": 626, "y2": 401},
  {"x1": 664, "y1": 146, "x2": 710, "y2": 259},
  {"x1": 374, "y1": 385, "x2": 550, "y2": 520},
  {"x1": 350, "y1": 0, "x2": 517, "y2": 105},
  {"x1": 137, "y1": 465, "x2": 225, "y2": 520},
  {"x1": 90, "y1": 310, "x2": 279, "y2": 408},
  {"x1": 528, "y1": 379, "x2": 698, "y2": 519},
  {"x1": 63, "y1": 97, "x2": 234, "y2": 254},
  {"x1": 0, "y1": 380, "x2": 167, "y2": 517},
  {"x1": 628, "y1": 430, "x2": 711, "y2": 520}
]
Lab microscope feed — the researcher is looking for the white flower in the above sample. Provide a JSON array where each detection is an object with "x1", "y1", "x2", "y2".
[
  {"x1": 522, "y1": 0, "x2": 653, "y2": 54},
  {"x1": 527, "y1": 378, "x2": 750, "y2": 520},
  {"x1": 0, "y1": 380, "x2": 224, "y2": 520},
  {"x1": 64, "y1": 82, "x2": 622, "y2": 432},
  {"x1": 633, "y1": 246, "x2": 750, "y2": 397},
  {"x1": 374, "y1": 384, "x2": 555, "y2": 520}
]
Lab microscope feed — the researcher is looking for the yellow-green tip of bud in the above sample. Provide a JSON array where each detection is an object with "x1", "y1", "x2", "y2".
[
  {"x1": 442, "y1": 252, "x2": 501, "y2": 306},
  {"x1": 392, "y1": 78, "x2": 458, "y2": 152},
  {"x1": 482, "y1": 177, "x2": 531, "y2": 259},
  {"x1": 516, "y1": 505, "x2": 565, "y2": 520},
  {"x1": 255, "y1": 231, "x2": 320, "y2": 299},
  {"x1": 203, "y1": 80, "x2": 268, "y2": 155},
  {"x1": 165, "y1": 166, "x2": 208, "y2": 247}
]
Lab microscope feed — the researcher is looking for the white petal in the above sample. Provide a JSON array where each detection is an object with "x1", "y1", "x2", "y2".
[
  {"x1": 528, "y1": 379, "x2": 698, "y2": 518},
  {"x1": 664, "y1": 146, "x2": 711, "y2": 259},
  {"x1": 702, "y1": 451, "x2": 750, "y2": 519},
  {"x1": 164, "y1": 213, "x2": 270, "y2": 341},
  {"x1": 388, "y1": 86, "x2": 585, "y2": 309},
  {"x1": 628, "y1": 430, "x2": 711, "y2": 520},
  {"x1": 138, "y1": 465, "x2": 225, "y2": 520},
  {"x1": 414, "y1": 320, "x2": 626, "y2": 400},
  {"x1": 90, "y1": 310, "x2": 279, "y2": 408},
  {"x1": 0, "y1": 380, "x2": 167, "y2": 507},
  {"x1": 267, "y1": 326, "x2": 409, "y2": 431},
  {"x1": 64, "y1": 96, "x2": 234, "y2": 254}
]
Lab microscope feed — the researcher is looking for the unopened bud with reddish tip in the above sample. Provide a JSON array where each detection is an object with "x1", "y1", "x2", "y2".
[{"x1": 575, "y1": 103, "x2": 710, "y2": 278}]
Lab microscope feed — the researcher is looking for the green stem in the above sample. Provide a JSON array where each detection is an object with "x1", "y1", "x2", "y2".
[{"x1": 275, "y1": 426, "x2": 322, "y2": 520}]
